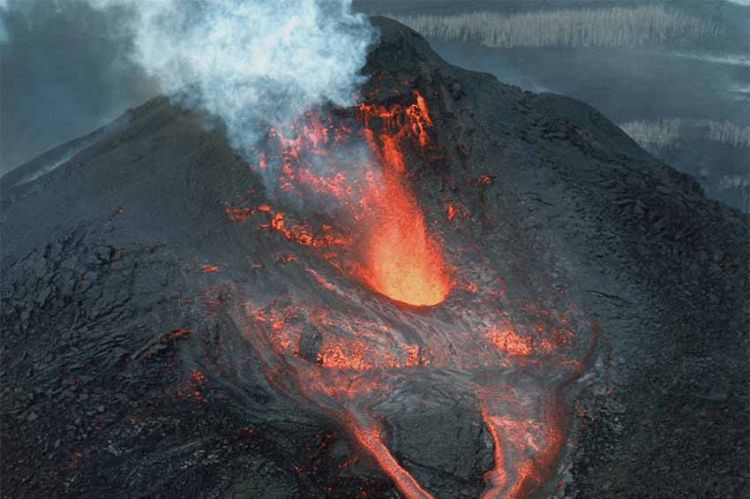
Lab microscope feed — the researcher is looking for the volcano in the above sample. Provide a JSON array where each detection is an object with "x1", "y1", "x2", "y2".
[{"x1": 1, "y1": 17, "x2": 748, "y2": 499}]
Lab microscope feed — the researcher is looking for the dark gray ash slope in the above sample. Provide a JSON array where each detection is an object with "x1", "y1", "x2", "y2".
[{"x1": 1, "y1": 17, "x2": 748, "y2": 498}]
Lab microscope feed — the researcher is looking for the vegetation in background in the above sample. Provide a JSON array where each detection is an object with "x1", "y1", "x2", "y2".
[
  {"x1": 620, "y1": 118, "x2": 750, "y2": 149},
  {"x1": 620, "y1": 119, "x2": 682, "y2": 148},
  {"x1": 395, "y1": 6, "x2": 721, "y2": 48},
  {"x1": 707, "y1": 120, "x2": 750, "y2": 148}
]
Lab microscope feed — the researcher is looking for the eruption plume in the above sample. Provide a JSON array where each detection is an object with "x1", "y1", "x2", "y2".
[{"x1": 80, "y1": 0, "x2": 375, "y2": 152}]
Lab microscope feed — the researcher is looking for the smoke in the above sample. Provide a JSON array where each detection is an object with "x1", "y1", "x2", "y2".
[
  {"x1": 0, "y1": 0, "x2": 374, "y2": 174},
  {"x1": 85, "y1": 0, "x2": 375, "y2": 153}
]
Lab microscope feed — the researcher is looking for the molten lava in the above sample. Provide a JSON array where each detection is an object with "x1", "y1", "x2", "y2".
[
  {"x1": 257, "y1": 92, "x2": 452, "y2": 307},
  {"x1": 362, "y1": 213, "x2": 449, "y2": 307},
  {"x1": 347, "y1": 416, "x2": 434, "y2": 499},
  {"x1": 353, "y1": 94, "x2": 451, "y2": 306},
  {"x1": 357, "y1": 107, "x2": 451, "y2": 306},
  {"x1": 219, "y1": 90, "x2": 597, "y2": 498}
]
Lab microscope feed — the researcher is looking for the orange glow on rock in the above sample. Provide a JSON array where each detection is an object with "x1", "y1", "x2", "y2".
[
  {"x1": 255, "y1": 92, "x2": 452, "y2": 307},
  {"x1": 480, "y1": 405, "x2": 508, "y2": 497},
  {"x1": 257, "y1": 204, "x2": 351, "y2": 249},
  {"x1": 163, "y1": 327, "x2": 193, "y2": 342},
  {"x1": 486, "y1": 326, "x2": 533, "y2": 357},
  {"x1": 318, "y1": 340, "x2": 370, "y2": 370},
  {"x1": 224, "y1": 206, "x2": 254, "y2": 222},
  {"x1": 447, "y1": 203, "x2": 457, "y2": 222}
]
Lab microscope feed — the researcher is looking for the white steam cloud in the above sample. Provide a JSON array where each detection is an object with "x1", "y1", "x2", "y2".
[{"x1": 83, "y1": 0, "x2": 375, "y2": 151}]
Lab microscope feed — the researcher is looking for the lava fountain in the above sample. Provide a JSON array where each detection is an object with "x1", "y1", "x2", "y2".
[
  {"x1": 257, "y1": 91, "x2": 452, "y2": 307},
  {"x1": 361, "y1": 194, "x2": 450, "y2": 307},
  {"x1": 357, "y1": 96, "x2": 452, "y2": 307},
  {"x1": 220, "y1": 90, "x2": 597, "y2": 498}
]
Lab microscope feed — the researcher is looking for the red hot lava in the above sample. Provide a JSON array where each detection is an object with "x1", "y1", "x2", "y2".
[
  {"x1": 222, "y1": 91, "x2": 596, "y2": 498},
  {"x1": 356, "y1": 95, "x2": 451, "y2": 307},
  {"x1": 256, "y1": 93, "x2": 451, "y2": 307}
]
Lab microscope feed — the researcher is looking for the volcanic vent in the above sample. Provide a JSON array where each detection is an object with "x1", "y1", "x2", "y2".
[
  {"x1": 203, "y1": 15, "x2": 600, "y2": 496},
  {"x1": 231, "y1": 78, "x2": 597, "y2": 497},
  {"x1": 3, "y1": 15, "x2": 748, "y2": 499},
  {"x1": 254, "y1": 90, "x2": 452, "y2": 308}
]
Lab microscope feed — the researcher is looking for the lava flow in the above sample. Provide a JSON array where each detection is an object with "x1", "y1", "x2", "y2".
[{"x1": 222, "y1": 90, "x2": 597, "y2": 498}]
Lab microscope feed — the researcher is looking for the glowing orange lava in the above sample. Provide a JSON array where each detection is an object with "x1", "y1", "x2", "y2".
[
  {"x1": 222, "y1": 90, "x2": 597, "y2": 498},
  {"x1": 347, "y1": 416, "x2": 435, "y2": 499},
  {"x1": 255, "y1": 92, "x2": 452, "y2": 307},
  {"x1": 479, "y1": 397, "x2": 566, "y2": 499},
  {"x1": 356, "y1": 93, "x2": 452, "y2": 307},
  {"x1": 486, "y1": 325, "x2": 533, "y2": 357},
  {"x1": 480, "y1": 405, "x2": 508, "y2": 497},
  {"x1": 359, "y1": 174, "x2": 451, "y2": 306}
]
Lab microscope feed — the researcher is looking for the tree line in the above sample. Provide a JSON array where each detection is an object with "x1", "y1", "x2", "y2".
[
  {"x1": 619, "y1": 118, "x2": 750, "y2": 149},
  {"x1": 396, "y1": 6, "x2": 721, "y2": 49}
]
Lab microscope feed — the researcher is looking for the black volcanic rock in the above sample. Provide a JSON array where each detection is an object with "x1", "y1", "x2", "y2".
[{"x1": 2, "y1": 17, "x2": 748, "y2": 498}]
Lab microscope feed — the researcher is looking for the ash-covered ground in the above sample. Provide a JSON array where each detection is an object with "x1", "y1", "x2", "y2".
[{"x1": 1, "y1": 17, "x2": 748, "y2": 498}]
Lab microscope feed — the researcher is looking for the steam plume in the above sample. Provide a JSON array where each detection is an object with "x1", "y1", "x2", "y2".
[{"x1": 83, "y1": 0, "x2": 375, "y2": 152}]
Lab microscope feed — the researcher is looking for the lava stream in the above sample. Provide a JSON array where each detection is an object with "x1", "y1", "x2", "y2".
[
  {"x1": 479, "y1": 393, "x2": 567, "y2": 499},
  {"x1": 346, "y1": 411, "x2": 434, "y2": 499},
  {"x1": 225, "y1": 91, "x2": 596, "y2": 498},
  {"x1": 262, "y1": 92, "x2": 452, "y2": 307},
  {"x1": 480, "y1": 405, "x2": 508, "y2": 497}
]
